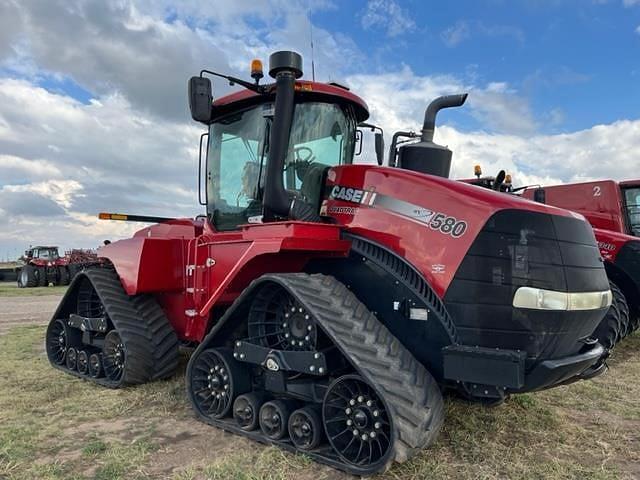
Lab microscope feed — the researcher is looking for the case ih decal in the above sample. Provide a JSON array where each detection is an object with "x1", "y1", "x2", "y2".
[{"x1": 328, "y1": 184, "x2": 468, "y2": 238}]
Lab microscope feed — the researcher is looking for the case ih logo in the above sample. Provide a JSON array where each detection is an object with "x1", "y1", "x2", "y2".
[{"x1": 329, "y1": 186, "x2": 377, "y2": 205}]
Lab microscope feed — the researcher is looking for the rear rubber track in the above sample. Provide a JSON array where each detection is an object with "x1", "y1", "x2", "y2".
[
  {"x1": 47, "y1": 267, "x2": 179, "y2": 387},
  {"x1": 188, "y1": 273, "x2": 444, "y2": 475}
]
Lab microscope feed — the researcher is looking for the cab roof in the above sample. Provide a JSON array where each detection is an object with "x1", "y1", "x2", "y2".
[{"x1": 211, "y1": 80, "x2": 370, "y2": 123}]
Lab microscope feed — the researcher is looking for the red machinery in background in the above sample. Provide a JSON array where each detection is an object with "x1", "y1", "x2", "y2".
[{"x1": 17, "y1": 245, "x2": 98, "y2": 288}]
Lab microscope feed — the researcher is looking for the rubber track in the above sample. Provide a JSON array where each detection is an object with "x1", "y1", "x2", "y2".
[
  {"x1": 615, "y1": 282, "x2": 631, "y2": 339},
  {"x1": 593, "y1": 281, "x2": 627, "y2": 351},
  {"x1": 261, "y1": 273, "x2": 444, "y2": 470},
  {"x1": 187, "y1": 273, "x2": 444, "y2": 474},
  {"x1": 131, "y1": 294, "x2": 179, "y2": 380},
  {"x1": 48, "y1": 268, "x2": 178, "y2": 387}
]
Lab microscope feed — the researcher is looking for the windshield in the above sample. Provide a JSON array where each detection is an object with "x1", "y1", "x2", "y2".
[
  {"x1": 37, "y1": 248, "x2": 58, "y2": 260},
  {"x1": 207, "y1": 101, "x2": 356, "y2": 231},
  {"x1": 624, "y1": 187, "x2": 640, "y2": 236}
]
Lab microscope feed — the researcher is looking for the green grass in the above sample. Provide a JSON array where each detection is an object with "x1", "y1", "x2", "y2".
[
  {"x1": 0, "y1": 325, "x2": 638, "y2": 480},
  {"x1": 0, "y1": 282, "x2": 68, "y2": 297}
]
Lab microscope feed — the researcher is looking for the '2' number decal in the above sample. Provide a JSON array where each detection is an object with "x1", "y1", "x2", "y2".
[{"x1": 593, "y1": 185, "x2": 602, "y2": 197}]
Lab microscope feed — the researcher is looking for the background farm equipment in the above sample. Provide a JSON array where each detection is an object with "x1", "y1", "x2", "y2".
[
  {"x1": 17, "y1": 246, "x2": 99, "y2": 288},
  {"x1": 46, "y1": 51, "x2": 612, "y2": 474}
]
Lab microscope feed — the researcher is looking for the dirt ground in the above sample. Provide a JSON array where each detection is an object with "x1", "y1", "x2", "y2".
[
  {"x1": 0, "y1": 291, "x2": 60, "y2": 335},
  {"x1": 0, "y1": 287, "x2": 638, "y2": 480}
]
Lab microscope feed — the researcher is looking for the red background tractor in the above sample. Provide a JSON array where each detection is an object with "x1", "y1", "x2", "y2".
[{"x1": 17, "y1": 245, "x2": 98, "y2": 288}]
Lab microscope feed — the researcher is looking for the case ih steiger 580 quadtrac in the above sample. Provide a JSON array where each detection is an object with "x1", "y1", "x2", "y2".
[
  {"x1": 463, "y1": 170, "x2": 640, "y2": 351},
  {"x1": 46, "y1": 52, "x2": 613, "y2": 474}
]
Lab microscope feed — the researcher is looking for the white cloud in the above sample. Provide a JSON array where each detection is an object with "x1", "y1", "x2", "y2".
[
  {"x1": 441, "y1": 20, "x2": 525, "y2": 47},
  {"x1": 348, "y1": 67, "x2": 538, "y2": 135},
  {"x1": 623, "y1": 0, "x2": 640, "y2": 6},
  {"x1": 441, "y1": 21, "x2": 471, "y2": 47},
  {"x1": 360, "y1": 0, "x2": 416, "y2": 37}
]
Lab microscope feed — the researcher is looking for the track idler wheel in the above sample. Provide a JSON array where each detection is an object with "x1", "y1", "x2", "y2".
[
  {"x1": 259, "y1": 400, "x2": 295, "y2": 440},
  {"x1": 189, "y1": 348, "x2": 251, "y2": 419},
  {"x1": 65, "y1": 347, "x2": 78, "y2": 371},
  {"x1": 323, "y1": 374, "x2": 393, "y2": 469},
  {"x1": 46, "y1": 319, "x2": 81, "y2": 365},
  {"x1": 77, "y1": 350, "x2": 89, "y2": 375},
  {"x1": 102, "y1": 330, "x2": 126, "y2": 383},
  {"x1": 288, "y1": 406, "x2": 323, "y2": 451},
  {"x1": 89, "y1": 353, "x2": 103, "y2": 378},
  {"x1": 233, "y1": 393, "x2": 266, "y2": 431}
]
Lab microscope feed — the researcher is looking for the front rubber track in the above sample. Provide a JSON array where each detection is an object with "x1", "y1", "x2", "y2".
[
  {"x1": 47, "y1": 267, "x2": 179, "y2": 387},
  {"x1": 187, "y1": 273, "x2": 444, "y2": 475}
]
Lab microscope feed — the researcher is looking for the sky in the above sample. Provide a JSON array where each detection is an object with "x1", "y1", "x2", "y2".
[{"x1": 0, "y1": 0, "x2": 639, "y2": 259}]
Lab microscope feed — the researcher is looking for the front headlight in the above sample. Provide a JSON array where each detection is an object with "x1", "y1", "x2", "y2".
[{"x1": 513, "y1": 287, "x2": 612, "y2": 311}]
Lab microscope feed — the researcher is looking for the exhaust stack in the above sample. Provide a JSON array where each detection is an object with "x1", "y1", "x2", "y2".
[{"x1": 397, "y1": 93, "x2": 468, "y2": 178}]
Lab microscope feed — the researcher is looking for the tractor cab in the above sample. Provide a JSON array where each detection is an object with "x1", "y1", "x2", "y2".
[
  {"x1": 25, "y1": 246, "x2": 60, "y2": 262},
  {"x1": 190, "y1": 52, "x2": 370, "y2": 232},
  {"x1": 621, "y1": 181, "x2": 640, "y2": 237}
]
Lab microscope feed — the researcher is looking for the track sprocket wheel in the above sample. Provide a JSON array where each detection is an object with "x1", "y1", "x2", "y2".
[
  {"x1": 189, "y1": 348, "x2": 250, "y2": 419},
  {"x1": 323, "y1": 374, "x2": 392, "y2": 469},
  {"x1": 248, "y1": 286, "x2": 319, "y2": 351},
  {"x1": 288, "y1": 406, "x2": 323, "y2": 451},
  {"x1": 102, "y1": 330, "x2": 126, "y2": 382}
]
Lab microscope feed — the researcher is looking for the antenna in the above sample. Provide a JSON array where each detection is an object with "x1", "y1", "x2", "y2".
[{"x1": 310, "y1": 23, "x2": 316, "y2": 81}]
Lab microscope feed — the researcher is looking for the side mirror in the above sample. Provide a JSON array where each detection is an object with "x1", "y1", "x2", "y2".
[
  {"x1": 188, "y1": 76, "x2": 213, "y2": 123},
  {"x1": 533, "y1": 188, "x2": 546, "y2": 204},
  {"x1": 374, "y1": 132, "x2": 384, "y2": 166}
]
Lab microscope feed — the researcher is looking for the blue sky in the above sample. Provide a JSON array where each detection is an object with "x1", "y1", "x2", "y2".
[
  {"x1": 0, "y1": 0, "x2": 639, "y2": 257},
  {"x1": 310, "y1": 0, "x2": 640, "y2": 133}
]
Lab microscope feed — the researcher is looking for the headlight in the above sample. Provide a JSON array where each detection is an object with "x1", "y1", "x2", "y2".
[{"x1": 513, "y1": 287, "x2": 612, "y2": 311}]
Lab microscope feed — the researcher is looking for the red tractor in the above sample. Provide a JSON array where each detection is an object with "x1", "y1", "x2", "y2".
[
  {"x1": 46, "y1": 52, "x2": 612, "y2": 474},
  {"x1": 17, "y1": 246, "x2": 99, "y2": 288},
  {"x1": 521, "y1": 180, "x2": 640, "y2": 346},
  {"x1": 17, "y1": 246, "x2": 70, "y2": 288}
]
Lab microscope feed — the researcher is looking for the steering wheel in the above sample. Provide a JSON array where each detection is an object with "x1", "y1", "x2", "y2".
[
  {"x1": 294, "y1": 146, "x2": 315, "y2": 163},
  {"x1": 292, "y1": 146, "x2": 316, "y2": 182}
]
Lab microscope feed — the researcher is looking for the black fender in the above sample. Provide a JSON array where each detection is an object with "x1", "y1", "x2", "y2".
[{"x1": 305, "y1": 233, "x2": 458, "y2": 381}]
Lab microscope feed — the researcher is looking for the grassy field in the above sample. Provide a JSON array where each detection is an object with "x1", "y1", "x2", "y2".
[
  {"x1": 0, "y1": 282, "x2": 68, "y2": 297},
  {"x1": 0, "y1": 325, "x2": 638, "y2": 480}
]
